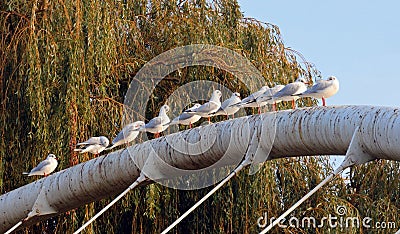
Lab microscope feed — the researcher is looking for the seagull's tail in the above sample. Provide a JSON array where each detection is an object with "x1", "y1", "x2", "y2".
[
  {"x1": 183, "y1": 109, "x2": 196, "y2": 114},
  {"x1": 170, "y1": 116, "x2": 188, "y2": 126},
  {"x1": 244, "y1": 100, "x2": 256, "y2": 105},
  {"x1": 234, "y1": 99, "x2": 256, "y2": 107},
  {"x1": 295, "y1": 92, "x2": 308, "y2": 97},
  {"x1": 228, "y1": 103, "x2": 241, "y2": 108},
  {"x1": 22, "y1": 172, "x2": 30, "y2": 176},
  {"x1": 73, "y1": 148, "x2": 83, "y2": 152},
  {"x1": 209, "y1": 106, "x2": 223, "y2": 116}
]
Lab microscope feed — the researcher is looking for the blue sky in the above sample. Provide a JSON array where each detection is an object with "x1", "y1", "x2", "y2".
[{"x1": 237, "y1": 0, "x2": 400, "y2": 107}]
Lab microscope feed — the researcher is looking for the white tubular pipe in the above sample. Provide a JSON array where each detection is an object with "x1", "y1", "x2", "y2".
[{"x1": 1, "y1": 105, "x2": 399, "y2": 232}]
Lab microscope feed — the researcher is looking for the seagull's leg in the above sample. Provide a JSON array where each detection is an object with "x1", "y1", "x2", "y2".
[
  {"x1": 154, "y1": 132, "x2": 160, "y2": 138},
  {"x1": 273, "y1": 103, "x2": 277, "y2": 111},
  {"x1": 258, "y1": 106, "x2": 261, "y2": 114},
  {"x1": 291, "y1": 100, "x2": 296, "y2": 109},
  {"x1": 189, "y1": 122, "x2": 192, "y2": 129},
  {"x1": 322, "y1": 97, "x2": 326, "y2": 106},
  {"x1": 208, "y1": 116, "x2": 211, "y2": 123},
  {"x1": 226, "y1": 115, "x2": 229, "y2": 120}
]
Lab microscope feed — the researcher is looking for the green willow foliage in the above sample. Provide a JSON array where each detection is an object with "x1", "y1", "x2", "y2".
[{"x1": 0, "y1": 0, "x2": 399, "y2": 233}]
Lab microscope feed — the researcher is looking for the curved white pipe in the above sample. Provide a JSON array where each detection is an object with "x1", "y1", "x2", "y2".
[{"x1": 1, "y1": 105, "x2": 399, "y2": 232}]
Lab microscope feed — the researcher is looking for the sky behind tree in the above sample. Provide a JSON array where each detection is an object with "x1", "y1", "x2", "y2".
[{"x1": 238, "y1": 0, "x2": 400, "y2": 107}]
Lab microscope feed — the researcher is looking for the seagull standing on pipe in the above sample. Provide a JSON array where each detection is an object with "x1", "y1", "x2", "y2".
[
  {"x1": 211, "y1": 92, "x2": 241, "y2": 119},
  {"x1": 74, "y1": 136, "x2": 110, "y2": 157},
  {"x1": 233, "y1": 86, "x2": 268, "y2": 114},
  {"x1": 169, "y1": 103, "x2": 202, "y2": 128},
  {"x1": 271, "y1": 78, "x2": 308, "y2": 109},
  {"x1": 23, "y1": 154, "x2": 58, "y2": 177},
  {"x1": 298, "y1": 76, "x2": 339, "y2": 106},
  {"x1": 139, "y1": 105, "x2": 170, "y2": 138},
  {"x1": 105, "y1": 121, "x2": 145, "y2": 150},
  {"x1": 246, "y1": 85, "x2": 285, "y2": 111},
  {"x1": 184, "y1": 90, "x2": 222, "y2": 123}
]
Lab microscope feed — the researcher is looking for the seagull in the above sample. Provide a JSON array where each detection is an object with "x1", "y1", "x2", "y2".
[
  {"x1": 211, "y1": 92, "x2": 241, "y2": 119},
  {"x1": 139, "y1": 105, "x2": 170, "y2": 138},
  {"x1": 106, "y1": 121, "x2": 145, "y2": 150},
  {"x1": 233, "y1": 86, "x2": 268, "y2": 114},
  {"x1": 184, "y1": 90, "x2": 222, "y2": 122},
  {"x1": 74, "y1": 136, "x2": 110, "y2": 156},
  {"x1": 271, "y1": 78, "x2": 308, "y2": 109},
  {"x1": 246, "y1": 85, "x2": 285, "y2": 111},
  {"x1": 298, "y1": 76, "x2": 339, "y2": 106},
  {"x1": 169, "y1": 103, "x2": 202, "y2": 128},
  {"x1": 23, "y1": 154, "x2": 58, "y2": 177}
]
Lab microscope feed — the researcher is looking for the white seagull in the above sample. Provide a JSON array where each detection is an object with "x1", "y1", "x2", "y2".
[
  {"x1": 106, "y1": 121, "x2": 145, "y2": 150},
  {"x1": 246, "y1": 85, "x2": 285, "y2": 111},
  {"x1": 169, "y1": 103, "x2": 202, "y2": 128},
  {"x1": 212, "y1": 92, "x2": 241, "y2": 118},
  {"x1": 298, "y1": 76, "x2": 339, "y2": 106},
  {"x1": 74, "y1": 136, "x2": 110, "y2": 156},
  {"x1": 139, "y1": 105, "x2": 170, "y2": 138},
  {"x1": 234, "y1": 86, "x2": 268, "y2": 114},
  {"x1": 184, "y1": 90, "x2": 222, "y2": 122},
  {"x1": 23, "y1": 154, "x2": 58, "y2": 177},
  {"x1": 271, "y1": 78, "x2": 308, "y2": 109}
]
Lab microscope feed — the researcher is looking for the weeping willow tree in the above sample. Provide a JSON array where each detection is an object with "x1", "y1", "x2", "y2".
[{"x1": 0, "y1": 0, "x2": 399, "y2": 233}]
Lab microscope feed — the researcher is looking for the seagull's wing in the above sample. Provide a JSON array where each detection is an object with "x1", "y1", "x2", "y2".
[
  {"x1": 256, "y1": 88, "x2": 277, "y2": 102},
  {"x1": 193, "y1": 101, "x2": 219, "y2": 114},
  {"x1": 30, "y1": 159, "x2": 51, "y2": 173},
  {"x1": 303, "y1": 80, "x2": 330, "y2": 94},
  {"x1": 114, "y1": 124, "x2": 137, "y2": 143},
  {"x1": 77, "y1": 137, "x2": 100, "y2": 145},
  {"x1": 220, "y1": 97, "x2": 235, "y2": 110},
  {"x1": 240, "y1": 94, "x2": 256, "y2": 104},
  {"x1": 169, "y1": 116, "x2": 181, "y2": 125},
  {"x1": 169, "y1": 113, "x2": 192, "y2": 125},
  {"x1": 275, "y1": 83, "x2": 300, "y2": 97},
  {"x1": 146, "y1": 116, "x2": 163, "y2": 128},
  {"x1": 178, "y1": 113, "x2": 194, "y2": 121},
  {"x1": 256, "y1": 94, "x2": 272, "y2": 102},
  {"x1": 112, "y1": 129, "x2": 127, "y2": 145}
]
